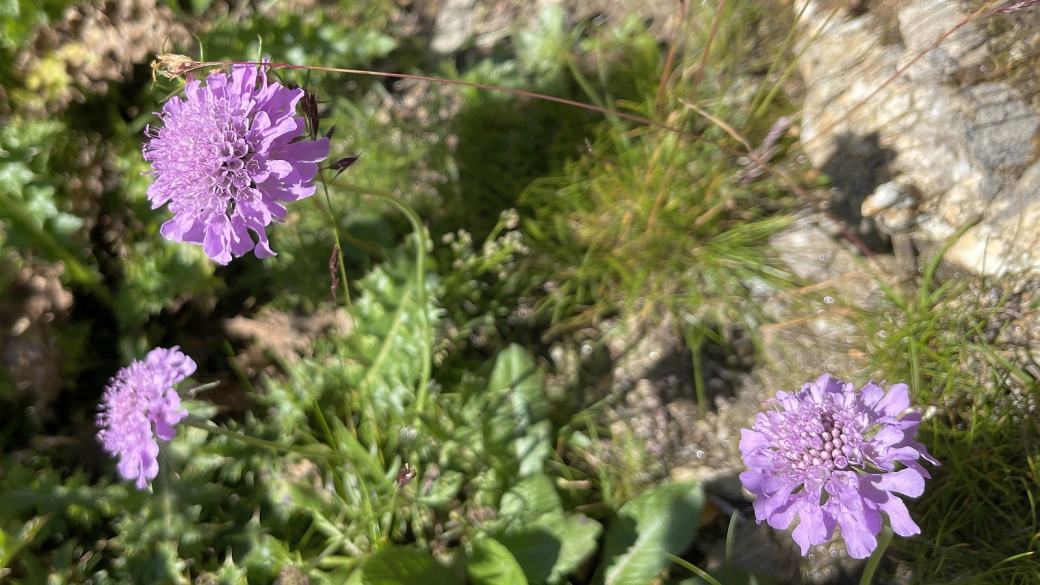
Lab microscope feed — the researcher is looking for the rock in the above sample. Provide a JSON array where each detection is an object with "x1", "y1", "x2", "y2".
[
  {"x1": 794, "y1": 0, "x2": 1040, "y2": 276},
  {"x1": 861, "y1": 181, "x2": 909, "y2": 217},
  {"x1": 897, "y1": 0, "x2": 988, "y2": 81},
  {"x1": 946, "y1": 160, "x2": 1040, "y2": 275},
  {"x1": 862, "y1": 180, "x2": 918, "y2": 231},
  {"x1": 964, "y1": 83, "x2": 1039, "y2": 172},
  {"x1": 429, "y1": 0, "x2": 479, "y2": 55}
]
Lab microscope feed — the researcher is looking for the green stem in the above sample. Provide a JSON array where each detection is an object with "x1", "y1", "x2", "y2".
[
  {"x1": 319, "y1": 175, "x2": 353, "y2": 308},
  {"x1": 181, "y1": 416, "x2": 339, "y2": 460},
  {"x1": 860, "y1": 524, "x2": 893, "y2": 585},
  {"x1": 330, "y1": 180, "x2": 432, "y2": 413}
]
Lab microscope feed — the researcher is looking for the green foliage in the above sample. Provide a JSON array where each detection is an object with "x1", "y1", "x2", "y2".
[
  {"x1": 851, "y1": 246, "x2": 1040, "y2": 583},
  {"x1": 359, "y1": 547, "x2": 460, "y2": 585},
  {"x1": 493, "y1": 474, "x2": 602, "y2": 585},
  {"x1": 0, "y1": 0, "x2": 77, "y2": 52},
  {"x1": 594, "y1": 482, "x2": 705, "y2": 585},
  {"x1": 0, "y1": 116, "x2": 102, "y2": 289},
  {"x1": 117, "y1": 239, "x2": 216, "y2": 332},
  {"x1": 467, "y1": 537, "x2": 528, "y2": 585},
  {"x1": 196, "y1": 1, "x2": 397, "y2": 68}
]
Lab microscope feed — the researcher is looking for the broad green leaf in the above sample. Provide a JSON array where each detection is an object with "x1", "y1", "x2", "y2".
[
  {"x1": 486, "y1": 344, "x2": 549, "y2": 424},
  {"x1": 468, "y1": 537, "x2": 528, "y2": 585},
  {"x1": 542, "y1": 514, "x2": 603, "y2": 584},
  {"x1": 497, "y1": 513, "x2": 602, "y2": 585},
  {"x1": 475, "y1": 345, "x2": 552, "y2": 481},
  {"x1": 494, "y1": 527, "x2": 559, "y2": 585},
  {"x1": 595, "y1": 482, "x2": 705, "y2": 585},
  {"x1": 362, "y1": 547, "x2": 461, "y2": 585},
  {"x1": 514, "y1": 420, "x2": 553, "y2": 478},
  {"x1": 500, "y1": 473, "x2": 562, "y2": 522}
]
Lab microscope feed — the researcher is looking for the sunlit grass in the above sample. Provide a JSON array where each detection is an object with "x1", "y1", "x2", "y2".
[{"x1": 843, "y1": 247, "x2": 1040, "y2": 583}]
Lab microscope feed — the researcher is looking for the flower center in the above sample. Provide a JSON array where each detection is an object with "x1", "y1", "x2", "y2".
[
  {"x1": 211, "y1": 120, "x2": 258, "y2": 216},
  {"x1": 781, "y1": 410, "x2": 862, "y2": 475}
]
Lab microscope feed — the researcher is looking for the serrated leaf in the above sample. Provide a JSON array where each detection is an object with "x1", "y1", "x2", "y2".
[
  {"x1": 339, "y1": 260, "x2": 439, "y2": 413},
  {"x1": 0, "y1": 515, "x2": 49, "y2": 569},
  {"x1": 361, "y1": 547, "x2": 461, "y2": 585},
  {"x1": 468, "y1": 537, "x2": 528, "y2": 585},
  {"x1": 595, "y1": 482, "x2": 705, "y2": 585}
]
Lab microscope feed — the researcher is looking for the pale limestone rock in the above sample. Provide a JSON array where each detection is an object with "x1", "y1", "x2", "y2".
[{"x1": 794, "y1": 0, "x2": 1040, "y2": 275}]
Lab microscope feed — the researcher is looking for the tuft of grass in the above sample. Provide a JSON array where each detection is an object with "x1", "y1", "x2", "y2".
[
  {"x1": 850, "y1": 247, "x2": 1040, "y2": 583},
  {"x1": 515, "y1": 1, "x2": 804, "y2": 342}
]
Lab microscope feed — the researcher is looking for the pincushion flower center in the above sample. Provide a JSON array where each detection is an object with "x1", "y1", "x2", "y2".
[
  {"x1": 212, "y1": 120, "x2": 256, "y2": 213},
  {"x1": 785, "y1": 410, "x2": 861, "y2": 474}
]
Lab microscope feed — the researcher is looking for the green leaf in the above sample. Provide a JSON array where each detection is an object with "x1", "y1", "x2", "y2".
[
  {"x1": 361, "y1": 547, "x2": 462, "y2": 585},
  {"x1": 0, "y1": 515, "x2": 49, "y2": 569},
  {"x1": 497, "y1": 513, "x2": 602, "y2": 585},
  {"x1": 341, "y1": 260, "x2": 439, "y2": 413},
  {"x1": 486, "y1": 344, "x2": 549, "y2": 423},
  {"x1": 500, "y1": 473, "x2": 562, "y2": 522},
  {"x1": 418, "y1": 470, "x2": 464, "y2": 507},
  {"x1": 594, "y1": 482, "x2": 705, "y2": 585},
  {"x1": 468, "y1": 537, "x2": 528, "y2": 585},
  {"x1": 514, "y1": 420, "x2": 553, "y2": 478},
  {"x1": 474, "y1": 345, "x2": 552, "y2": 481},
  {"x1": 494, "y1": 527, "x2": 559, "y2": 585},
  {"x1": 542, "y1": 514, "x2": 603, "y2": 584}
]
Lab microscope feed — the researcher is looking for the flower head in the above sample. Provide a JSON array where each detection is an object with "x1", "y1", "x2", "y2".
[
  {"x1": 143, "y1": 65, "x2": 330, "y2": 264},
  {"x1": 96, "y1": 346, "x2": 196, "y2": 489},
  {"x1": 739, "y1": 374, "x2": 938, "y2": 559}
]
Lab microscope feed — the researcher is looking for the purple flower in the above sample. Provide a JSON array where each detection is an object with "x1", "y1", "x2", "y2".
[
  {"x1": 96, "y1": 346, "x2": 196, "y2": 489},
  {"x1": 739, "y1": 374, "x2": 938, "y2": 559},
  {"x1": 143, "y1": 65, "x2": 330, "y2": 264}
]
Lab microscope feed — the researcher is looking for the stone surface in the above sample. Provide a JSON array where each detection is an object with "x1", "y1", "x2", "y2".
[
  {"x1": 947, "y1": 160, "x2": 1040, "y2": 275},
  {"x1": 794, "y1": 0, "x2": 1040, "y2": 276},
  {"x1": 429, "y1": 0, "x2": 480, "y2": 55}
]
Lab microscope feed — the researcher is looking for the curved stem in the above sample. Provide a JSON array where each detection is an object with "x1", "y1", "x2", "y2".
[
  {"x1": 860, "y1": 524, "x2": 893, "y2": 585},
  {"x1": 329, "y1": 180, "x2": 432, "y2": 413},
  {"x1": 181, "y1": 415, "x2": 340, "y2": 460}
]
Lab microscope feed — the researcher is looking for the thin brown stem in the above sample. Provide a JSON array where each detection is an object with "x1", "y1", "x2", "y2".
[
  {"x1": 160, "y1": 57, "x2": 873, "y2": 256},
  {"x1": 690, "y1": 0, "x2": 728, "y2": 102}
]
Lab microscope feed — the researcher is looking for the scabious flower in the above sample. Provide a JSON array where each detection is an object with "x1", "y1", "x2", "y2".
[
  {"x1": 96, "y1": 346, "x2": 196, "y2": 489},
  {"x1": 739, "y1": 374, "x2": 938, "y2": 559},
  {"x1": 143, "y1": 64, "x2": 330, "y2": 264}
]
